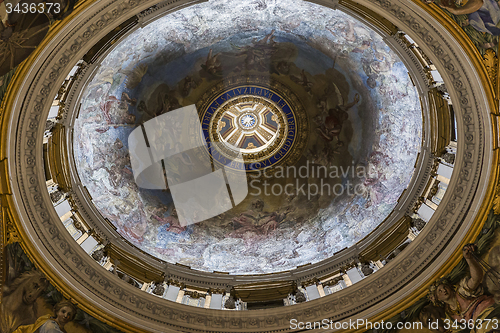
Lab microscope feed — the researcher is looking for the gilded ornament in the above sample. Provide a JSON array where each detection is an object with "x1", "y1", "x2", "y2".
[
  {"x1": 5, "y1": 214, "x2": 20, "y2": 245},
  {"x1": 483, "y1": 49, "x2": 499, "y2": 99}
]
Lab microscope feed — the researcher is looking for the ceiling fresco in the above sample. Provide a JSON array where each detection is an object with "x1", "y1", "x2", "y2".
[{"x1": 73, "y1": 0, "x2": 422, "y2": 274}]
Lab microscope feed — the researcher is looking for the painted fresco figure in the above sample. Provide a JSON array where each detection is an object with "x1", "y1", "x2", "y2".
[
  {"x1": 164, "y1": 209, "x2": 186, "y2": 234},
  {"x1": 441, "y1": 0, "x2": 500, "y2": 37},
  {"x1": 423, "y1": 0, "x2": 500, "y2": 50},
  {"x1": 0, "y1": 270, "x2": 49, "y2": 333},
  {"x1": 95, "y1": 93, "x2": 136, "y2": 133},
  {"x1": 152, "y1": 208, "x2": 186, "y2": 234},
  {"x1": 230, "y1": 201, "x2": 294, "y2": 236},
  {"x1": 427, "y1": 244, "x2": 498, "y2": 330},
  {"x1": 260, "y1": 206, "x2": 294, "y2": 235},
  {"x1": 419, "y1": 304, "x2": 448, "y2": 333},
  {"x1": 231, "y1": 30, "x2": 279, "y2": 72},
  {"x1": 316, "y1": 93, "x2": 359, "y2": 144},
  {"x1": 229, "y1": 199, "x2": 266, "y2": 236},
  {"x1": 12, "y1": 300, "x2": 77, "y2": 333},
  {"x1": 290, "y1": 69, "x2": 314, "y2": 93},
  {"x1": 201, "y1": 49, "x2": 222, "y2": 75},
  {"x1": 308, "y1": 143, "x2": 343, "y2": 167},
  {"x1": 484, "y1": 245, "x2": 500, "y2": 303}
]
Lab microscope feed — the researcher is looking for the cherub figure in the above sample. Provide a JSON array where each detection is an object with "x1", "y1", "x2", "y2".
[
  {"x1": 1, "y1": 270, "x2": 49, "y2": 333},
  {"x1": 229, "y1": 199, "x2": 265, "y2": 236},
  {"x1": 233, "y1": 30, "x2": 278, "y2": 72},
  {"x1": 182, "y1": 76, "x2": 197, "y2": 96}
]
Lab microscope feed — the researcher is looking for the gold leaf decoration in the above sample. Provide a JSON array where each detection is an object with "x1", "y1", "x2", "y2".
[{"x1": 484, "y1": 49, "x2": 499, "y2": 99}]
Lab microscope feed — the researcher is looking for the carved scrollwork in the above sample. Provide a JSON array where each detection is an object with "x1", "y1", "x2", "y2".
[
  {"x1": 493, "y1": 183, "x2": 500, "y2": 216},
  {"x1": 323, "y1": 276, "x2": 343, "y2": 287},
  {"x1": 301, "y1": 277, "x2": 320, "y2": 288},
  {"x1": 208, "y1": 287, "x2": 226, "y2": 295},
  {"x1": 413, "y1": 197, "x2": 425, "y2": 213},
  {"x1": 45, "y1": 119, "x2": 57, "y2": 132},
  {"x1": 436, "y1": 84, "x2": 448, "y2": 95},
  {"x1": 428, "y1": 180, "x2": 440, "y2": 198},
  {"x1": 185, "y1": 290, "x2": 205, "y2": 299},
  {"x1": 5, "y1": 214, "x2": 20, "y2": 245}
]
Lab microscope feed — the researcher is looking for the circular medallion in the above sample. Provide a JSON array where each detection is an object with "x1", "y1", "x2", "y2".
[
  {"x1": 212, "y1": 93, "x2": 287, "y2": 157},
  {"x1": 239, "y1": 113, "x2": 257, "y2": 129},
  {"x1": 199, "y1": 81, "x2": 306, "y2": 172}
]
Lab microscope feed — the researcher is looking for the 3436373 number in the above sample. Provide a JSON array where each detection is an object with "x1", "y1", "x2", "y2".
[
  {"x1": 443, "y1": 318, "x2": 499, "y2": 330},
  {"x1": 5, "y1": 2, "x2": 61, "y2": 14}
]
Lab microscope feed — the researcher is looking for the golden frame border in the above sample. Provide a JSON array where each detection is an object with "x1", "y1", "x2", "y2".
[{"x1": 0, "y1": 0, "x2": 497, "y2": 332}]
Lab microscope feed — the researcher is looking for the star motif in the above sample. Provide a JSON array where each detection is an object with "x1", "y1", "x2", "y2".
[{"x1": 241, "y1": 114, "x2": 255, "y2": 128}]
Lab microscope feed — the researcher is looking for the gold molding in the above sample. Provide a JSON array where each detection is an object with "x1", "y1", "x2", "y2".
[
  {"x1": 359, "y1": 215, "x2": 411, "y2": 261},
  {"x1": 0, "y1": 158, "x2": 11, "y2": 195},
  {"x1": 47, "y1": 124, "x2": 72, "y2": 191},
  {"x1": 233, "y1": 280, "x2": 295, "y2": 302},
  {"x1": 484, "y1": 49, "x2": 499, "y2": 100},
  {"x1": 107, "y1": 243, "x2": 165, "y2": 284}
]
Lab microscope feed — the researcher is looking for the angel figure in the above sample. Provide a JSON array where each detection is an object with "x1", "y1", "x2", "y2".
[
  {"x1": 13, "y1": 300, "x2": 77, "y2": 333},
  {"x1": 427, "y1": 244, "x2": 496, "y2": 326},
  {"x1": 201, "y1": 49, "x2": 222, "y2": 75},
  {"x1": 260, "y1": 206, "x2": 295, "y2": 235},
  {"x1": 163, "y1": 209, "x2": 186, "y2": 234},
  {"x1": 423, "y1": 0, "x2": 499, "y2": 50},
  {"x1": 290, "y1": 69, "x2": 314, "y2": 93},
  {"x1": 316, "y1": 93, "x2": 360, "y2": 144}
]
